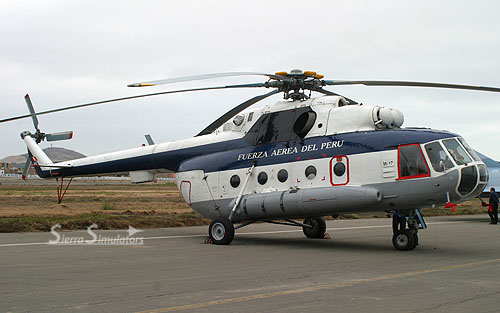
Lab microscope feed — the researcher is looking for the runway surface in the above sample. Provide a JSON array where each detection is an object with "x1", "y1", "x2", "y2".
[{"x1": 1, "y1": 214, "x2": 500, "y2": 313}]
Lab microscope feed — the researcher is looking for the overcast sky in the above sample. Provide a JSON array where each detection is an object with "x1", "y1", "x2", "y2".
[{"x1": 1, "y1": 0, "x2": 500, "y2": 160}]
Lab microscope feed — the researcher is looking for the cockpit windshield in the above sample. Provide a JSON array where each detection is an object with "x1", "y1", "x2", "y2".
[
  {"x1": 424, "y1": 142, "x2": 454, "y2": 172},
  {"x1": 457, "y1": 137, "x2": 481, "y2": 162},
  {"x1": 442, "y1": 138, "x2": 472, "y2": 166}
]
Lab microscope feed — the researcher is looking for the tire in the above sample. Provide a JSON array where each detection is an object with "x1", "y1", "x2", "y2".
[
  {"x1": 303, "y1": 216, "x2": 327, "y2": 238},
  {"x1": 392, "y1": 229, "x2": 415, "y2": 251},
  {"x1": 408, "y1": 233, "x2": 419, "y2": 251},
  {"x1": 209, "y1": 218, "x2": 235, "y2": 245}
]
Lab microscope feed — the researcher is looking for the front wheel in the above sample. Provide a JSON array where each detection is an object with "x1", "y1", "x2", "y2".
[
  {"x1": 209, "y1": 218, "x2": 235, "y2": 245},
  {"x1": 392, "y1": 230, "x2": 416, "y2": 251},
  {"x1": 303, "y1": 217, "x2": 326, "y2": 238}
]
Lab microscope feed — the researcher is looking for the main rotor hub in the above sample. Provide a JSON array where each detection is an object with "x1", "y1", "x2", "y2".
[{"x1": 266, "y1": 69, "x2": 325, "y2": 100}]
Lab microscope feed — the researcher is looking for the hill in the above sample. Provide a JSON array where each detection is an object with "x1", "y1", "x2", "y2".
[{"x1": 1, "y1": 147, "x2": 86, "y2": 164}]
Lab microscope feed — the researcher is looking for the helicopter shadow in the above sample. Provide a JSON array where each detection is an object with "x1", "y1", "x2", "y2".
[
  {"x1": 232, "y1": 235, "x2": 395, "y2": 253},
  {"x1": 230, "y1": 234, "x2": 495, "y2": 258},
  {"x1": 428, "y1": 215, "x2": 491, "y2": 223}
]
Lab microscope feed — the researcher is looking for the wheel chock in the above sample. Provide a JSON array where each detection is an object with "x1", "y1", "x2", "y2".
[{"x1": 204, "y1": 236, "x2": 213, "y2": 244}]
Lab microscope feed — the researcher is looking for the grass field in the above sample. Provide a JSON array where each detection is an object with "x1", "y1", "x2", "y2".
[
  {"x1": 0, "y1": 178, "x2": 490, "y2": 232},
  {"x1": 0, "y1": 178, "x2": 210, "y2": 232}
]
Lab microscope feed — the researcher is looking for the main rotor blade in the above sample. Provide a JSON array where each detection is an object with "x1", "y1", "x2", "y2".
[
  {"x1": 196, "y1": 89, "x2": 281, "y2": 137},
  {"x1": 24, "y1": 94, "x2": 40, "y2": 132},
  {"x1": 323, "y1": 80, "x2": 500, "y2": 93},
  {"x1": 315, "y1": 88, "x2": 358, "y2": 105},
  {"x1": 128, "y1": 72, "x2": 285, "y2": 87},
  {"x1": 0, "y1": 83, "x2": 266, "y2": 124}
]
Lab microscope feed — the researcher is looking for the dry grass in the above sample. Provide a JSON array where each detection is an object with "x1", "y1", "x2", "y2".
[{"x1": 0, "y1": 179, "x2": 210, "y2": 232}]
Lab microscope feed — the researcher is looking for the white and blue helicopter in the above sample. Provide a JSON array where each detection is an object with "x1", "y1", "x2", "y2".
[{"x1": 2, "y1": 69, "x2": 500, "y2": 250}]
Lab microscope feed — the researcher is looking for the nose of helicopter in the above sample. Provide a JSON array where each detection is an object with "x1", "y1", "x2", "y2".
[{"x1": 456, "y1": 163, "x2": 488, "y2": 200}]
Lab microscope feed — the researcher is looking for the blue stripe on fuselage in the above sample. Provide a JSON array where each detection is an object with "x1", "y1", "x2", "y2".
[
  {"x1": 37, "y1": 136, "x2": 249, "y2": 178},
  {"x1": 38, "y1": 128, "x2": 456, "y2": 178},
  {"x1": 177, "y1": 128, "x2": 457, "y2": 173}
]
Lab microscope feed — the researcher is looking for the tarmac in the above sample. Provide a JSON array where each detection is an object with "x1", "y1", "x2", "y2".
[{"x1": 1, "y1": 214, "x2": 500, "y2": 313}]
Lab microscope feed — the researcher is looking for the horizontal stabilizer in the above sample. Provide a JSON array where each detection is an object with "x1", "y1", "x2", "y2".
[
  {"x1": 34, "y1": 163, "x2": 73, "y2": 168},
  {"x1": 130, "y1": 171, "x2": 155, "y2": 183}
]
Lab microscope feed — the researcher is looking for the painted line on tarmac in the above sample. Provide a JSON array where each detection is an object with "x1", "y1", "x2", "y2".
[
  {"x1": 0, "y1": 242, "x2": 49, "y2": 247},
  {"x1": 0, "y1": 221, "x2": 463, "y2": 247},
  {"x1": 146, "y1": 221, "x2": 463, "y2": 239},
  {"x1": 135, "y1": 257, "x2": 500, "y2": 313}
]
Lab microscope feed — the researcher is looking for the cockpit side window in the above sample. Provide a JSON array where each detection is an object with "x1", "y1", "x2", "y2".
[
  {"x1": 398, "y1": 144, "x2": 430, "y2": 179},
  {"x1": 244, "y1": 107, "x2": 316, "y2": 145},
  {"x1": 424, "y1": 142, "x2": 454, "y2": 172},
  {"x1": 443, "y1": 138, "x2": 472, "y2": 165}
]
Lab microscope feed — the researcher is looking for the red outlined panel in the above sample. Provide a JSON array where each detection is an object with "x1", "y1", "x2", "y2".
[
  {"x1": 180, "y1": 180, "x2": 192, "y2": 205},
  {"x1": 396, "y1": 144, "x2": 431, "y2": 180},
  {"x1": 330, "y1": 155, "x2": 350, "y2": 186}
]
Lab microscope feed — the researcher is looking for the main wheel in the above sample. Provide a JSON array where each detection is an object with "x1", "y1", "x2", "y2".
[
  {"x1": 209, "y1": 218, "x2": 235, "y2": 245},
  {"x1": 303, "y1": 217, "x2": 326, "y2": 238},
  {"x1": 392, "y1": 229, "x2": 416, "y2": 251}
]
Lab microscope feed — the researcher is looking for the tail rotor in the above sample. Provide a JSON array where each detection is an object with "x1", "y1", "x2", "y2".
[{"x1": 21, "y1": 94, "x2": 73, "y2": 180}]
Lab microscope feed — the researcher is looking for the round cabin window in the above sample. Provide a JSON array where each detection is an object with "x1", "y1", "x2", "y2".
[
  {"x1": 258, "y1": 172, "x2": 268, "y2": 185},
  {"x1": 230, "y1": 175, "x2": 240, "y2": 188},
  {"x1": 305, "y1": 166, "x2": 317, "y2": 180},
  {"x1": 277, "y1": 169, "x2": 288, "y2": 183},
  {"x1": 333, "y1": 162, "x2": 346, "y2": 176}
]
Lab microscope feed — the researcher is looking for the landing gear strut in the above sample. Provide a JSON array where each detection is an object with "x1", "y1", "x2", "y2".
[
  {"x1": 391, "y1": 209, "x2": 425, "y2": 251},
  {"x1": 56, "y1": 177, "x2": 73, "y2": 204}
]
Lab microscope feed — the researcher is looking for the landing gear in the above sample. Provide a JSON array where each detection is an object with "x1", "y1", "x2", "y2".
[
  {"x1": 391, "y1": 209, "x2": 424, "y2": 251},
  {"x1": 208, "y1": 218, "x2": 235, "y2": 245},
  {"x1": 302, "y1": 216, "x2": 326, "y2": 238}
]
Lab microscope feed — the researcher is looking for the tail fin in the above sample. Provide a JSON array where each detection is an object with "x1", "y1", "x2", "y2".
[
  {"x1": 22, "y1": 134, "x2": 53, "y2": 165},
  {"x1": 22, "y1": 133, "x2": 53, "y2": 178}
]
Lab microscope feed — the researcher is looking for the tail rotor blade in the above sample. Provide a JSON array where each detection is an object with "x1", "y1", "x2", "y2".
[
  {"x1": 22, "y1": 157, "x2": 31, "y2": 181},
  {"x1": 45, "y1": 131, "x2": 73, "y2": 142},
  {"x1": 24, "y1": 94, "x2": 40, "y2": 132}
]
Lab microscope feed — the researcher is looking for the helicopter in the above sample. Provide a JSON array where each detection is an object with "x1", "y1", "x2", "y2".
[{"x1": 2, "y1": 69, "x2": 500, "y2": 251}]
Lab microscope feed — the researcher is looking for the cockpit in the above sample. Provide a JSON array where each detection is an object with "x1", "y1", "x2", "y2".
[{"x1": 398, "y1": 137, "x2": 488, "y2": 199}]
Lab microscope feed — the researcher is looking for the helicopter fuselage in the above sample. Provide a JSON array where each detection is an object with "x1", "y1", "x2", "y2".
[{"x1": 24, "y1": 95, "x2": 487, "y2": 222}]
